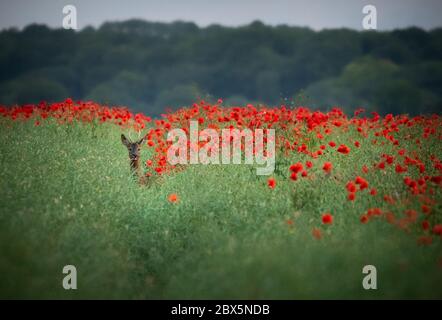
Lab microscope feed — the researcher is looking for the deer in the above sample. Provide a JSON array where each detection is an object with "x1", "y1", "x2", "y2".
[{"x1": 121, "y1": 132, "x2": 149, "y2": 185}]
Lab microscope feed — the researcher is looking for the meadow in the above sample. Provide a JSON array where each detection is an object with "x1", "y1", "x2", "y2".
[{"x1": 0, "y1": 99, "x2": 441, "y2": 299}]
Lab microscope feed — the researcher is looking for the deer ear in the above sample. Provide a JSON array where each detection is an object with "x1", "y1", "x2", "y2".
[
  {"x1": 121, "y1": 134, "x2": 130, "y2": 147},
  {"x1": 137, "y1": 134, "x2": 148, "y2": 145}
]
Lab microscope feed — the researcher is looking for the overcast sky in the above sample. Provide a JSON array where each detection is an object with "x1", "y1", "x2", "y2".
[{"x1": 0, "y1": 0, "x2": 441, "y2": 31}]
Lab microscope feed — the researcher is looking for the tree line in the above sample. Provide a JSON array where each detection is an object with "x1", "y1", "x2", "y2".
[{"x1": 0, "y1": 19, "x2": 441, "y2": 115}]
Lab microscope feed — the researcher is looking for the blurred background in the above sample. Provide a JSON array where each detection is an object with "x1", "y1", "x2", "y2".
[{"x1": 0, "y1": 0, "x2": 441, "y2": 115}]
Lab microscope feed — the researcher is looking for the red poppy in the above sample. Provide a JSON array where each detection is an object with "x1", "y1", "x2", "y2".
[
  {"x1": 322, "y1": 213, "x2": 333, "y2": 224},
  {"x1": 337, "y1": 144, "x2": 351, "y2": 154},
  {"x1": 312, "y1": 228, "x2": 322, "y2": 240},
  {"x1": 395, "y1": 164, "x2": 407, "y2": 173},
  {"x1": 422, "y1": 205, "x2": 431, "y2": 214},
  {"x1": 355, "y1": 176, "x2": 369, "y2": 190},
  {"x1": 168, "y1": 193, "x2": 179, "y2": 203},
  {"x1": 323, "y1": 162, "x2": 332, "y2": 173},
  {"x1": 360, "y1": 215, "x2": 369, "y2": 224},
  {"x1": 430, "y1": 176, "x2": 441, "y2": 184},
  {"x1": 385, "y1": 212, "x2": 396, "y2": 224},
  {"x1": 433, "y1": 224, "x2": 442, "y2": 236},
  {"x1": 346, "y1": 182, "x2": 356, "y2": 193},
  {"x1": 268, "y1": 178, "x2": 276, "y2": 189},
  {"x1": 289, "y1": 162, "x2": 303, "y2": 173}
]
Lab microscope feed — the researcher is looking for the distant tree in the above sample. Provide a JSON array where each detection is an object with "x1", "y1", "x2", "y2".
[
  {"x1": 0, "y1": 77, "x2": 68, "y2": 105},
  {"x1": 305, "y1": 57, "x2": 428, "y2": 114},
  {"x1": 86, "y1": 70, "x2": 152, "y2": 111},
  {"x1": 0, "y1": 20, "x2": 441, "y2": 115},
  {"x1": 154, "y1": 84, "x2": 202, "y2": 113}
]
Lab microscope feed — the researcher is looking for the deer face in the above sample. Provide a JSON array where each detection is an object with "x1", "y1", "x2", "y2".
[{"x1": 121, "y1": 134, "x2": 147, "y2": 161}]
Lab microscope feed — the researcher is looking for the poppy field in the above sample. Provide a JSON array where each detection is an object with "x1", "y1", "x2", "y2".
[{"x1": 0, "y1": 98, "x2": 441, "y2": 299}]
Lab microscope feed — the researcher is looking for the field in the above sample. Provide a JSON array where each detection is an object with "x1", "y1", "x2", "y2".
[{"x1": 0, "y1": 99, "x2": 441, "y2": 299}]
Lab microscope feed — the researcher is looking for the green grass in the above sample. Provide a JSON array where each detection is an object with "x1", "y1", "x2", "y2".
[{"x1": 0, "y1": 119, "x2": 441, "y2": 299}]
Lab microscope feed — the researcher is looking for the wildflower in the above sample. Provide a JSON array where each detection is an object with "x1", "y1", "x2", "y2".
[
  {"x1": 268, "y1": 178, "x2": 276, "y2": 189},
  {"x1": 337, "y1": 144, "x2": 350, "y2": 154},
  {"x1": 168, "y1": 193, "x2": 179, "y2": 203},
  {"x1": 355, "y1": 176, "x2": 369, "y2": 190},
  {"x1": 322, "y1": 213, "x2": 333, "y2": 225},
  {"x1": 289, "y1": 162, "x2": 303, "y2": 173},
  {"x1": 360, "y1": 215, "x2": 369, "y2": 224},
  {"x1": 346, "y1": 182, "x2": 356, "y2": 193},
  {"x1": 368, "y1": 208, "x2": 382, "y2": 217},
  {"x1": 323, "y1": 162, "x2": 332, "y2": 173},
  {"x1": 312, "y1": 228, "x2": 322, "y2": 240},
  {"x1": 385, "y1": 212, "x2": 395, "y2": 224},
  {"x1": 422, "y1": 205, "x2": 431, "y2": 214},
  {"x1": 433, "y1": 224, "x2": 442, "y2": 236},
  {"x1": 385, "y1": 155, "x2": 394, "y2": 165},
  {"x1": 395, "y1": 164, "x2": 407, "y2": 173}
]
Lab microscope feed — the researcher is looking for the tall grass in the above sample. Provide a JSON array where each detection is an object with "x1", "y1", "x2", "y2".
[{"x1": 0, "y1": 118, "x2": 441, "y2": 299}]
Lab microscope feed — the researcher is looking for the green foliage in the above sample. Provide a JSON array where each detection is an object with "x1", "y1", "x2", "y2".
[
  {"x1": 0, "y1": 76, "x2": 69, "y2": 105},
  {"x1": 0, "y1": 119, "x2": 441, "y2": 299},
  {"x1": 305, "y1": 57, "x2": 440, "y2": 114},
  {"x1": 1, "y1": 22, "x2": 441, "y2": 115}
]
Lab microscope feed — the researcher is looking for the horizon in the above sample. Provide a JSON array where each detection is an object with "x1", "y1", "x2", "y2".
[
  {"x1": 1, "y1": 0, "x2": 442, "y2": 32},
  {"x1": 2, "y1": 18, "x2": 442, "y2": 33}
]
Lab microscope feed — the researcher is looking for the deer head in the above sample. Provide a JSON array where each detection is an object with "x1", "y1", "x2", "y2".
[{"x1": 121, "y1": 133, "x2": 147, "y2": 171}]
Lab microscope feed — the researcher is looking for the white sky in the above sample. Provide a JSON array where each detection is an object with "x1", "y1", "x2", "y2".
[{"x1": 0, "y1": 0, "x2": 441, "y2": 31}]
